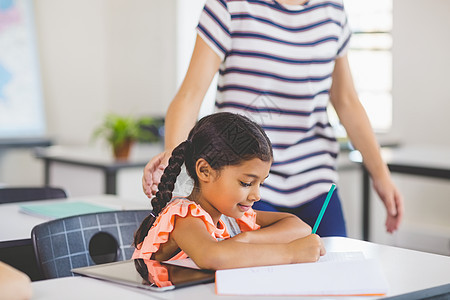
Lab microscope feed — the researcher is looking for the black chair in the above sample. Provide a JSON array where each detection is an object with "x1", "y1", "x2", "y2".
[
  {"x1": 31, "y1": 209, "x2": 151, "y2": 279},
  {"x1": 0, "y1": 186, "x2": 67, "y2": 204}
]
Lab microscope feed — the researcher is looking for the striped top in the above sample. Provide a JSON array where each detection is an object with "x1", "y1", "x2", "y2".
[{"x1": 197, "y1": 0, "x2": 351, "y2": 207}]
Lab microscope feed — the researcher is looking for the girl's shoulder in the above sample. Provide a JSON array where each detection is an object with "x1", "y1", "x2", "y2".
[
  {"x1": 156, "y1": 197, "x2": 216, "y2": 229},
  {"x1": 161, "y1": 197, "x2": 206, "y2": 216}
]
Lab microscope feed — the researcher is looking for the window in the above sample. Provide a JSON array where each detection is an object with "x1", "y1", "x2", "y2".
[{"x1": 330, "y1": 0, "x2": 393, "y2": 136}]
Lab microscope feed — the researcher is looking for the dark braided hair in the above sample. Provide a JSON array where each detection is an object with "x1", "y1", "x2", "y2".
[{"x1": 134, "y1": 112, "x2": 273, "y2": 247}]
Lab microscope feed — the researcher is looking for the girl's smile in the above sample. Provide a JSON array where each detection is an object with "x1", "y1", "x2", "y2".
[{"x1": 237, "y1": 203, "x2": 252, "y2": 212}]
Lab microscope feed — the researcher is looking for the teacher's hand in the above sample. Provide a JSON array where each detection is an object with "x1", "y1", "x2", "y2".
[
  {"x1": 372, "y1": 176, "x2": 404, "y2": 233},
  {"x1": 142, "y1": 150, "x2": 171, "y2": 198}
]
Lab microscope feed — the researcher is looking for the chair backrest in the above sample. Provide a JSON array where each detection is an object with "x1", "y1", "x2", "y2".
[
  {"x1": 0, "y1": 186, "x2": 67, "y2": 204},
  {"x1": 31, "y1": 209, "x2": 151, "y2": 279}
]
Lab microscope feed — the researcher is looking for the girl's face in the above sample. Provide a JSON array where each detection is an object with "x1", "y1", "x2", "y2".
[{"x1": 195, "y1": 158, "x2": 272, "y2": 224}]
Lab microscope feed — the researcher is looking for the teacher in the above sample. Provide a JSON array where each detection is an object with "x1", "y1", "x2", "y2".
[{"x1": 142, "y1": 0, "x2": 403, "y2": 236}]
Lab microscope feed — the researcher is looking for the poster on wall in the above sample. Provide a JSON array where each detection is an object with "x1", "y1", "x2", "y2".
[{"x1": 0, "y1": 0, "x2": 45, "y2": 138}]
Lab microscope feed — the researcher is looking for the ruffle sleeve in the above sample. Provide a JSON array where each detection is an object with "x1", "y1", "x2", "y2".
[
  {"x1": 133, "y1": 198, "x2": 229, "y2": 260},
  {"x1": 237, "y1": 208, "x2": 261, "y2": 232},
  {"x1": 143, "y1": 260, "x2": 172, "y2": 287}
]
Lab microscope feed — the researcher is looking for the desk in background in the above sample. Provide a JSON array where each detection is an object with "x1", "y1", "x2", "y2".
[
  {"x1": 34, "y1": 144, "x2": 163, "y2": 194},
  {"x1": 31, "y1": 237, "x2": 450, "y2": 300},
  {"x1": 0, "y1": 194, "x2": 149, "y2": 280},
  {"x1": 0, "y1": 137, "x2": 52, "y2": 186},
  {"x1": 0, "y1": 137, "x2": 52, "y2": 149},
  {"x1": 349, "y1": 145, "x2": 450, "y2": 241}
]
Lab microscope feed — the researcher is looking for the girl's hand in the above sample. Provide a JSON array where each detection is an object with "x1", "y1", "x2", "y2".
[
  {"x1": 372, "y1": 175, "x2": 404, "y2": 233},
  {"x1": 142, "y1": 150, "x2": 171, "y2": 198},
  {"x1": 288, "y1": 234, "x2": 325, "y2": 263}
]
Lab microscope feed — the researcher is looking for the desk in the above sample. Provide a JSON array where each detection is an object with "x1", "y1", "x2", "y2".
[
  {"x1": 0, "y1": 137, "x2": 52, "y2": 149},
  {"x1": 31, "y1": 237, "x2": 450, "y2": 300},
  {"x1": 34, "y1": 144, "x2": 163, "y2": 194},
  {"x1": 349, "y1": 145, "x2": 450, "y2": 241},
  {"x1": 0, "y1": 194, "x2": 149, "y2": 244},
  {"x1": 0, "y1": 137, "x2": 52, "y2": 185},
  {"x1": 0, "y1": 195, "x2": 149, "y2": 280}
]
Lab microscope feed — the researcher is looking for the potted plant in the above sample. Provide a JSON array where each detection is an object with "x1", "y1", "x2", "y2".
[{"x1": 93, "y1": 114, "x2": 160, "y2": 160}]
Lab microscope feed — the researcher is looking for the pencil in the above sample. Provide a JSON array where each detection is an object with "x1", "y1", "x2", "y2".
[{"x1": 312, "y1": 183, "x2": 336, "y2": 234}]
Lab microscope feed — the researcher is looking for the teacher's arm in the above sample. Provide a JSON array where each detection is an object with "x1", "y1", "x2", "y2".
[
  {"x1": 329, "y1": 54, "x2": 404, "y2": 233},
  {"x1": 164, "y1": 35, "x2": 222, "y2": 151},
  {"x1": 143, "y1": 35, "x2": 221, "y2": 197}
]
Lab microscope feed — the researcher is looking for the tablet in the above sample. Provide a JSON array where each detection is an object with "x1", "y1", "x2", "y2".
[{"x1": 72, "y1": 259, "x2": 215, "y2": 292}]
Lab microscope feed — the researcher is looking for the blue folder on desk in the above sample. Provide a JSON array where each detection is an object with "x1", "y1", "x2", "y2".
[{"x1": 19, "y1": 201, "x2": 114, "y2": 219}]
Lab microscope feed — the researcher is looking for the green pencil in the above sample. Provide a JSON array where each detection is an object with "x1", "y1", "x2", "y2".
[{"x1": 312, "y1": 183, "x2": 336, "y2": 234}]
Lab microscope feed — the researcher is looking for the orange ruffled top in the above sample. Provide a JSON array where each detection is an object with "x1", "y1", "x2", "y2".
[
  {"x1": 133, "y1": 197, "x2": 260, "y2": 260},
  {"x1": 144, "y1": 260, "x2": 172, "y2": 287}
]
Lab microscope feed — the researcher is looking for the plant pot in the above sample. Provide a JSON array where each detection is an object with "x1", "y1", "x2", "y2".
[{"x1": 113, "y1": 139, "x2": 134, "y2": 160}]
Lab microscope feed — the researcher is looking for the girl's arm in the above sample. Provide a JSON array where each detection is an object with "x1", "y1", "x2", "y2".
[
  {"x1": 143, "y1": 35, "x2": 221, "y2": 196},
  {"x1": 231, "y1": 210, "x2": 311, "y2": 244},
  {"x1": 329, "y1": 54, "x2": 403, "y2": 232},
  {"x1": 171, "y1": 215, "x2": 325, "y2": 270}
]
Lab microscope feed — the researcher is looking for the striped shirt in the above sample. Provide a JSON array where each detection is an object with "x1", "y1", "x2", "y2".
[{"x1": 197, "y1": 0, "x2": 351, "y2": 207}]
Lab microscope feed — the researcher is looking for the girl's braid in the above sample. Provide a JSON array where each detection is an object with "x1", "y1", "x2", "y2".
[
  {"x1": 151, "y1": 141, "x2": 188, "y2": 213},
  {"x1": 134, "y1": 140, "x2": 190, "y2": 247}
]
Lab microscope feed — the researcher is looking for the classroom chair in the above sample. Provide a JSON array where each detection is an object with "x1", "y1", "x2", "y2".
[
  {"x1": 31, "y1": 209, "x2": 151, "y2": 279},
  {"x1": 0, "y1": 186, "x2": 67, "y2": 204}
]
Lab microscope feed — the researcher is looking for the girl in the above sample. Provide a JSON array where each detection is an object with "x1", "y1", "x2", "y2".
[{"x1": 134, "y1": 112, "x2": 325, "y2": 270}]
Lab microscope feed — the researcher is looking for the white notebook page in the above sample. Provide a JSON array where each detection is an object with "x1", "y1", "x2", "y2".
[{"x1": 215, "y1": 258, "x2": 388, "y2": 296}]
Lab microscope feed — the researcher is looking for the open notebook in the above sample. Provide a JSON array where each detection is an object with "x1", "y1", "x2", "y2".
[{"x1": 215, "y1": 252, "x2": 389, "y2": 296}]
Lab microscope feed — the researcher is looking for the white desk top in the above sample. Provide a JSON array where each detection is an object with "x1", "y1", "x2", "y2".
[
  {"x1": 349, "y1": 144, "x2": 450, "y2": 170},
  {"x1": 0, "y1": 195, "x2": 149, "y2": 243},
  {"x1": 31, "y1": 237, "x2": 450, "y2": 300},
  {"x1": 34, "y1": 143, "x2": 163, "y2": 166}
]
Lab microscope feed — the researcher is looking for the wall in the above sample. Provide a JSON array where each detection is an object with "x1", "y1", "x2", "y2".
[
  {"x1": 34, "y1": 0, "x2": 176, "y2": 146},
  {"x1": 106, "y1": 0, "x2": 176, "y2": 119},
  {"x1": 1, "y1": 0, "x2": 110, "y2": 186},
  {"x1": 391, "y1": 0, "x2": 450, "y2": 147},
  {"x1": 34, "y1": 0, "x2": 109, "y2": 145},
  {"x1": 365, "y1": 0, "x2": 450, "y2": 254},
  {"x1": 0, "y1": 0, "x2": 176, "y2": 186}
]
